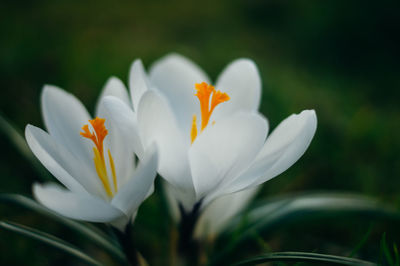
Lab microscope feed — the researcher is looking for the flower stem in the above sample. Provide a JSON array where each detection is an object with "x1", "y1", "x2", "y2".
[
  {"x1": 114, "y1": 225, "x2": 139, "y2": 266},
  {"x1": 178, "y1": 201, "x2": 202, "y2": 265}
]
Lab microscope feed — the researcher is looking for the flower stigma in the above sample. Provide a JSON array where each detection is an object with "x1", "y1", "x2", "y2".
[
  {"x1": 80, "y1": 117, "x2": 117, "y2": 197},
  {"x1": 191, "y1": 82, "x2": 230, "y2": 143}
]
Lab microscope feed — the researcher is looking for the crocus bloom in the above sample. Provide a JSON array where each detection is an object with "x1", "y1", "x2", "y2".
[
  {"x1": 104, "y1": 53, "x2": 317, "y2": 214},
  {"x1": 25, "y1": 81, "x2": 158, "y2": 230}
]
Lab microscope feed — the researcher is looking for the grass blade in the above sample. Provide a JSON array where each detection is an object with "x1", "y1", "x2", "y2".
[
  {"x1": 226, "y1": 192, "x2": 400, "y2": 237},
  {"x1": 349, "y1": 224, "x2": 373, "y2": 257},
  {"x1": 231, "y1": 251, "x2": 376, "y2": 266},
  {"x1": 0, "y1": 193, "x2": 125, "y2": 262},
  {"x1": 0, "y1": 221, "x2": 102, "y2": 266},
  {"x1": 393, "y1": 243, "x2": 399, "y2": 266},
  {"x1": 211, "y1": 192, "x2": 400, "y2": 265},
  {"x1": 380, "y1": 233, "x2": 394, "y2": 266}
]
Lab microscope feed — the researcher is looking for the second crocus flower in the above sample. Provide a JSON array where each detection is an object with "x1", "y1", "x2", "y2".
[{"x1": 104, "y1": 53, "x2": 317, "y2": 216}]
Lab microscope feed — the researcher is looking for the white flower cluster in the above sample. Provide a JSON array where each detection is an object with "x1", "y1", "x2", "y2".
[{"x1": 26, "y1": 53, "x2": 317, "y2": 237}]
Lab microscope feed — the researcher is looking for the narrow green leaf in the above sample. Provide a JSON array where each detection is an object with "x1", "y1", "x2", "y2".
[
  {"x1": 0, "y1": 220, "x2": 102, "y2": 266},
  {"x1": 212, "y1": 192, "x2": 400, "y2": 265},
  {"x1": 381, "y1": 233, "x2": 394, "y2": 266},
  {"x1": 231, "y1": 251, "x2": 376, "y2": 266},
  {"x1": 0, "y1": 113, "x2": 50, "y2": 180},
  {"x1": 393, "y1": 243, "x2": 399, "y2": 266},
  {"x1": 226, "y1": 192, "x2": 399, "y2": 238},
  {"x1": 349, "y1": 224, "x2": 373, "y2": 257},
  {"x1": 0, "y1": 193, "x2": 125, "y2": 262}
]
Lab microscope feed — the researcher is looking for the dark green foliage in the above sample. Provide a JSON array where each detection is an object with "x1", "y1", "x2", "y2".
[{"x1": 0, "y1": 221, "x2": 102, "y2": 266}]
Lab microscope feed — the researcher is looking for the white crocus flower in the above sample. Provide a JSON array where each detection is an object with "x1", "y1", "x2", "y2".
[
  {"x1": 104, "y1": 53, "x2": 317, "y2": 215},
  {"x1": 25, "y1": 80, "x2": 158, "y2": 230}
]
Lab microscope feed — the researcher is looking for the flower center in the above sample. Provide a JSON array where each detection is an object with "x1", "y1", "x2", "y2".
[
  {"x1": 80, "y1": 117, "x2": 117, "y2": 197},
  {"x1": 191, "y1": 82, "x2": 230, "y2": 143}
]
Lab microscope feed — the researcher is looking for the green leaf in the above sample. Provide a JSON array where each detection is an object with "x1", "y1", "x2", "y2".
[
  {"x1": 212, "y1": 192, "x2": 400, "y2": 265},
  {"x1": 0, "y1": 113, "x2": 50, "y2": 180},
  {"x1": 226, "y1": 192, "x2": 399, "y2": 238},
  {"x1": 0, "y1": 193, "x2": 126, "y2": 262},
  {"x1": 380, "y1": 232, "x2": 395, "y2": 266},
  {"x1": 393, "y1": 243, "x2": 399, "y2": 266},
  {"x1": 349, "y1": 224, "x2": 373, "y2": 257},
  {"x1": 0, "y1": 220, "x2": 102, "y2": 266},
  {"x1": 231, "y1": 251, "x2": 376, "y2": 266}
]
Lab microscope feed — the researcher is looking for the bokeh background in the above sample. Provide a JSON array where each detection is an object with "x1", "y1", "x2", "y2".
[{"x1": 1, "y1": 0, "x2": 399, "y2": 265}]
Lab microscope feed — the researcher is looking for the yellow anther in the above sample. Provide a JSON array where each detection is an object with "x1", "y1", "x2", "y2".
[
  {"x1": 80, "y1": 117, "x2": 117, "y2": 197},
  {"x1": 108, "y1": 149, "x2": 118, "y2": 194},
  {"x1": 191, "y1": 82, "x2": 230, "y2": 143},
  {"x1": 93, "y1": 147, "x2": 113, "y2": 197},
  {"x1": 191, "y1": 115, "x2": 198, "y2": 144}
]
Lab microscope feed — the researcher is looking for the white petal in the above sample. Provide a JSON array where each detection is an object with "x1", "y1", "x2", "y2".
[
  {"x1": 189, "y1": 112, "x2": 268, "y2": 201},
  {"x1": 188, "y1": 149, "x2": 219, "y2": 201},
  {"x1": 111, "y1": 144, "x2": 158, "y2": 216},
  {"x1": 129, "y1": 59, "x2": 150, "y2": 112},
  {"x1": 259, "y1": 110, "x2": 317, "y2": 158},
  {"x1": 25, "y1": 125, "x2": 105, "y2": 197},
  {"x1": 98, "y1": 97, "x2": 139, "y2": 188},
  {"x1": 138, "y1": 91, "x2": 193, "y2": 191},
  {"x1": 96, "y1": 76, "x2": 130, "y2": 115},
  {"x1": 33, "y1": 183, "x2": 125, "y2": 222},
  {"x1": 213, "y1": 59, "x2": 261, "y2": 121},
  {"x1": 102, "y1": 96, "x2": 144, "y2": 159},
  {"x1": 227, "y1": 110, "x2": 317, "y2": 192},
  {"x1": 41, "y1": 85, "x2": 93, "y2": 167},
  {"x1": 195, "y1": 187, "x2": 259, "y2": 239},
  {"x1": 149, "y1": 53, "x2": 211, "y2": 132}
]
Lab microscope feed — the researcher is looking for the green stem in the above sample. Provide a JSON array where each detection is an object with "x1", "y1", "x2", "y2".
[{"x1": 178, "y1": 201, "x2": 202, "y2": 265}]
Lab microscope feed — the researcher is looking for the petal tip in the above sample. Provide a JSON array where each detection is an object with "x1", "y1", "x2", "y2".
[
  {"x1": 223, "y1": 57, "x2": 260, "y2": 77},
  {"x1": 301, "y1": 109, "x2": 318, "y2": 125},
  {"x1": 41, "y1": 84, "x2": 65, "y2": 98},
  {"x1": 233, "y1": 58, "x2": 257, "y2": 68},
  {"x1": 149, "y1": 53, "x2": 193, "y2": 74},
  {"x1": 32, "y1": 182, "x2": 48, "y2": 204},
  {"x1": 159, "y1": 52, "x2": 186, "y2": 62},
  {"x1": 105, "y1": 76, "x2": 122, "y2": 86},
  {"x1": 25, "y1": 123, "x2": 34, "y2": 131},
  {"x1": 41, "y1": 84, "x2": 72, "y2": 108},
  {"x1": 129, "y1": 59, "x2": 145, "y2": 79},
  {"x1": 130, "y1": 58, "x2": 144, "y2": 69},
  {"x1": 24, "y1": 124, "x2": 35, "y2": 139}
]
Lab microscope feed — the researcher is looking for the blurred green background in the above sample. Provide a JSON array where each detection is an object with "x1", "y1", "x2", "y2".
[{"x1": 1, "y1": 0, "x2": 399, "y2": 265}]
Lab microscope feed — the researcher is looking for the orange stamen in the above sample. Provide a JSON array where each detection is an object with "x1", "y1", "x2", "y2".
[
  {"x1": 80, "y1": 118, "x2": 108, "y2": 158},
  {"x1": 191, "y1": 82, "x2": 230, "y2": 142},
  {"x1": 195, "y1": 82, "x2": 215, "y2": 130},
  {"x1": 80, "y1": 117, "x2": 117, "y2": 197},
  {"x1": 210, "y1": 90, "x2": 230, "y2": 115}
]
